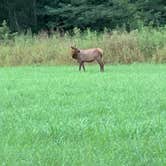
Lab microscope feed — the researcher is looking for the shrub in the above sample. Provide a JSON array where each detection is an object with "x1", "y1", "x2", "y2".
[{"x1": 0, "y1": 20, "x2": 17, "y2": 43}]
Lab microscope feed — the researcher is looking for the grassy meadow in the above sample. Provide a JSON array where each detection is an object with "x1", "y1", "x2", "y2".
[{"x1": 0, "y1": 64, "x2": 166, "y2": 165}]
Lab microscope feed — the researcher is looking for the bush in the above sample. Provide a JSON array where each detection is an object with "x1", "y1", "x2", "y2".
[{"x1": 0, "y1": 20, "x2": 17, "y2": 43}]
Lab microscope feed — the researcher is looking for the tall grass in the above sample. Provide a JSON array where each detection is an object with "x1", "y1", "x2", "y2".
[{"x1": 0, "y1": 27, "x2": 166, "y2": 66}]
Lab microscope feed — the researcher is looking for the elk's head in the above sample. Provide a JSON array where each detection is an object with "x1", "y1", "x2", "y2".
[{"x1": 71, "y1": 46, "x2": 80, "y2": 59}]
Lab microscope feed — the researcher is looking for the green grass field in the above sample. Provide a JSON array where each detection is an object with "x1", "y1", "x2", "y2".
[{"x1": 0, "y1": 64, "x2": 166, "y2": 165}]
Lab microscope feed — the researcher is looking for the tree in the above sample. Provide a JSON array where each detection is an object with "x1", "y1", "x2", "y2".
[{"x1": 0, "y1": 0, "x2": 166, "y2": 32}]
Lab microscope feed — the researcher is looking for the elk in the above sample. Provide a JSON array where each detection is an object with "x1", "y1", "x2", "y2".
[{"x1": 71, "y1": 46, "x2": 104, "y2": 72}]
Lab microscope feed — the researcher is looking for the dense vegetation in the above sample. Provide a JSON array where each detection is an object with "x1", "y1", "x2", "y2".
[
  {"x1": 0, "y1": 24, "x2": 166, "y2": 66},
  {"x1": 0, "y1": 0, "x2": 166, "y2": 32},
  {"x1": 0, "y1": 64, "x2": 166, "y2": 165}
]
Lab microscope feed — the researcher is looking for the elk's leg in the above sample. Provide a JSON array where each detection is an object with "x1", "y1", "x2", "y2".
[
  {"x1": 79, "y1": 62, "x2": 85, "y2": 71},
  {"x1": 82, "y1": 63, "x2": 85, "y2": 72},
  {"x1": 79, "y1": 62, "x2": 82, "y2": 71},
  {"x1": 96, "y1": 58, "x2": 104, "y2": 72}
]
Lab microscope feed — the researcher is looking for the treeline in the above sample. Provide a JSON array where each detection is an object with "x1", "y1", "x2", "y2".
[{"x1": 0, "y1": 0, "x2": 166, "y2": 32}]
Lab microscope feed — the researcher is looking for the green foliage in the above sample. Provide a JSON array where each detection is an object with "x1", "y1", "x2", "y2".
[
  {"x1": 0, "y1": 64, "x2": 166, "y2": 165},
  {"x1": 0, "y1": 0, "x2": 166, "y2": 32},
  {"x1": 0, "y1": 20, "x2": 17, "y2": 42},
  {"x1": 40, "y1": 0, "x2": 137, "y2": 31}
]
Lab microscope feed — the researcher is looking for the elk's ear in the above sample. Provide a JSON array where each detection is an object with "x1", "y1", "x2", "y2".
[
  {"x1": 71, "y1": 46, "x2": 76, "y2": 50},
  {"x1": 71, "y1": 46, "x2": 80, "y2": 53}
]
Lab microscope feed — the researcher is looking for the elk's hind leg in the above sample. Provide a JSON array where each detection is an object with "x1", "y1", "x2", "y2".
[{"x1": 96, "y1": 58, "x2": 104, "y2": 72}]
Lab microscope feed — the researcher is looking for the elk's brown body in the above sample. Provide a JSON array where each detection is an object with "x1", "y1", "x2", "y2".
[{"x1": 71, "y1": 46, "x2": 104, "y2": 72}]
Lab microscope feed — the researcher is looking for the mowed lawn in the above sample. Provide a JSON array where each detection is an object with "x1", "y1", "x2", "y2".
[{"x1": 0, "y1": 64, "x2": 166, "y2": 166}]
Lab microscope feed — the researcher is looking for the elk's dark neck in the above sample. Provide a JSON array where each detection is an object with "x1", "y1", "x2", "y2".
[{"x1": 72, "y1": 53, "x2": 78, "y2": 59}]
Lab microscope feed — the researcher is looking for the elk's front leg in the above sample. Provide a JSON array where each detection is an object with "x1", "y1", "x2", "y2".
[
  {"x1": 79, "y1": 61, "x2": 85, "y2": 71},
  {"x1": 79, "y1": 62, "x2": 82, "y2": 71},
  {"x1": 82, "y1": 63, "x2": 85, "y2": 72}
]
